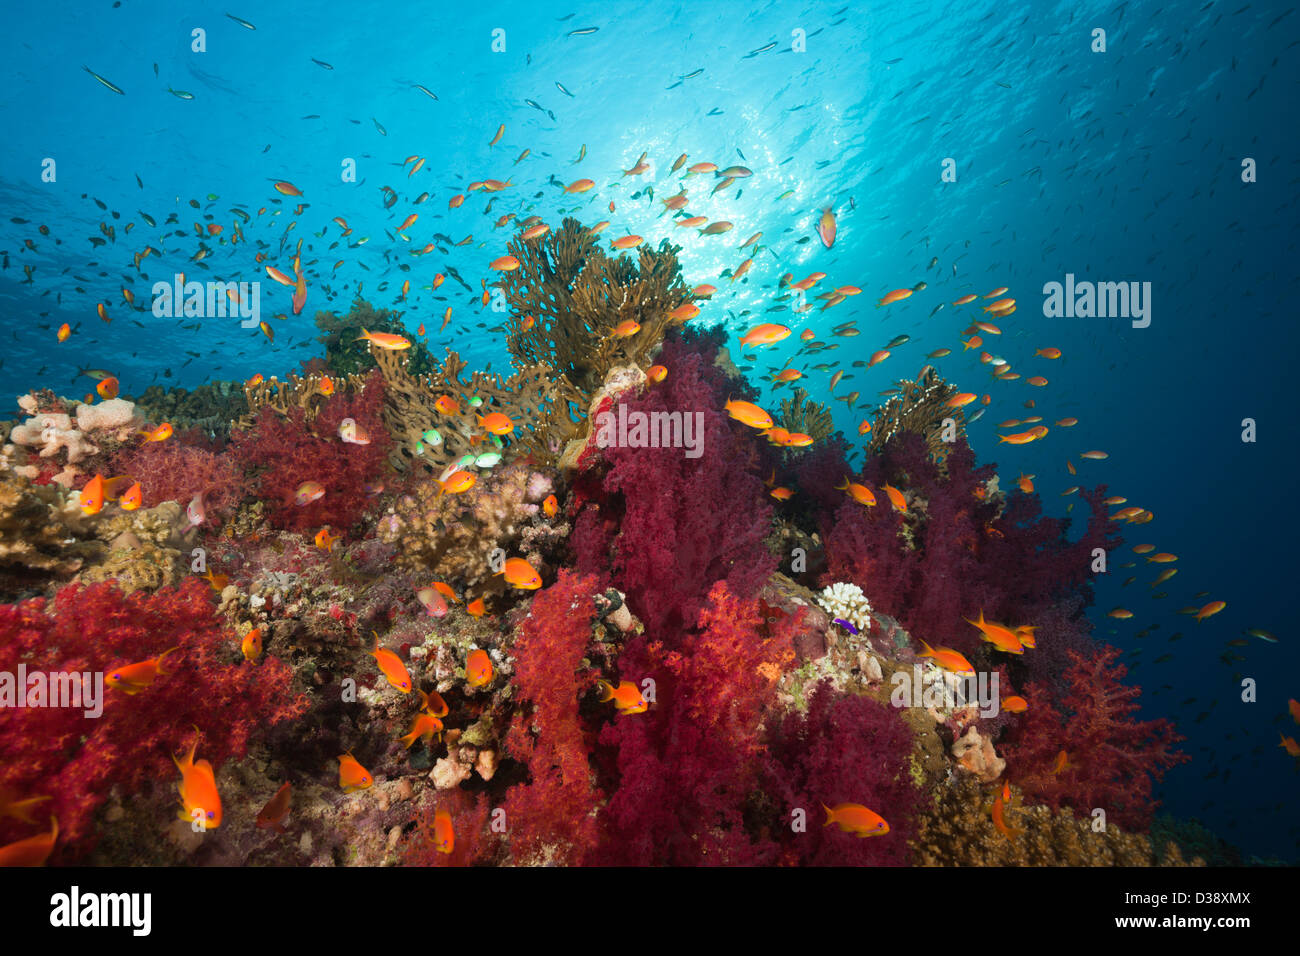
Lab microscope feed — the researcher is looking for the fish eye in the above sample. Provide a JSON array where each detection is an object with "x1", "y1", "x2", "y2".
[{"x1": 207, "y1": 811, "x2": 215, "y2": 820}]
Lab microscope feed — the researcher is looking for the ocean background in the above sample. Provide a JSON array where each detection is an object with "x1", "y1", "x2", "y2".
[{"x1": 0, "y1": 0, "x2": 1296, "y2": 859}]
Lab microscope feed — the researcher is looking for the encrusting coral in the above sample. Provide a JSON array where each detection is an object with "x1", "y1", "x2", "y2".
[
  {"x1": 0, "y1": 471, "x2": 105, "y2": 596},
  {"x1": 376, "y1": 461, "x2": 562, "y2": 593}
]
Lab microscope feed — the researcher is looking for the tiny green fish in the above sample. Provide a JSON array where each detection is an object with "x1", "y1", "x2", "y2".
[
  {"x1": 474, "y1": 453, "x2": 502, "y2": 468},
  {"x1": 168, "y1": 87, "x2": 195, "y2": 100},
  {"x1": 421, "y1": 429, "x2": 443, "y2": 446},
  {"x1": 467, "y1": 395, "x2": 484, "y2": 407}
]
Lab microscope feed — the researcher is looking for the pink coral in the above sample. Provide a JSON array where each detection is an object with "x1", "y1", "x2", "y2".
[
  {"x1": 0, "y1": 578, "x2": 308, "y2": 859},
  {"x1": 110, "y1": 439, "x2": 244, "y2": 520}
]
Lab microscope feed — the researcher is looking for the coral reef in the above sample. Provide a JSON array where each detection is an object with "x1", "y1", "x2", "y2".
[
  {"x1": 131, "y1": 380, "x2": 247, "y2": 439},
  {"x1": 816, "y1": 581, "x2": 873, "y2": 634},
  {"x1": 109, "y1": 438, "x2": 244, "y2": 521},
  {"x1": 313, "y1": 298, "x2": 439, "y2": 378},
  {"x1": 0, "y1": 471, "x2": 104, "y2": 597},
  {"x1": 911, "y1": 779, "x2": 1200, "y2": 866}
]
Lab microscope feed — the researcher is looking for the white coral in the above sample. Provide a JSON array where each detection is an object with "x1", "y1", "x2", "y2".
[{"x1": 816, "y1": 581, "x2": 873, "y2": 634}]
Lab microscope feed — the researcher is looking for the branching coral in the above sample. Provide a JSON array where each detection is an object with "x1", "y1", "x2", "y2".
[
  {"x1": 1000, "y1": 646, "x2": 1187, "y2": 831},
  {"x1": 132, "y1": 380, "x2": 247, "y2": 439},
  {"x1": 866, "y1": 366, "x2": 964, "y2": 465},
  {"x1": 816, "y1": 581, "x2": 873, "y2": 634},
  {"x1": 500, "y1": 218, "x2": 694, "y2": 395},
  {"x1": 777, "y1": 387, "x2": 834, "y2": 444},
  {"x1": 235, "y1": 370, "x2": 368, "y2": 430},
  {"x1": 370, "y1": 346, "x2": 583, "y2": 474},
  {"x1": 0, "y1": 578, "x2": 307, "y2": 859}
]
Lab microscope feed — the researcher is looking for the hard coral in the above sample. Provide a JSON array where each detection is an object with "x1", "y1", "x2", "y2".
[
  {"x1": 501, "y1": 218, "x2": 695, "y2": 397},
  {"x1": 0, "y1": 471, "x2": 104, "y2": 597},
  {"x1": 0, "y1": 578, "x2": 307, "y2": 859},
  {"x1": 377, "y1": 461, "x2": 563, "y2": 593},
  {"x1": 229, "y1": 370, "x2": 390, "y2": 534}
]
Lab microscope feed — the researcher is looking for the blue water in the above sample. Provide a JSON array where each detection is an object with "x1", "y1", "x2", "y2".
[{"x1": 1, "y1": 0, "x2": 1296, "y2": 860}]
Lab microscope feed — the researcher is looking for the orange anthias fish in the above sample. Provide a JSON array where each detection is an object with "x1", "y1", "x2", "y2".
[
  {"x1": 96, "y1": 376, "x2": 119, "y2": 400},
  {"x1": 597, "y1": 679, "x2": 648, "y2": 715},
  {"x1": 433, "y1": 394, "x2": 461, "y2": 416},
  {"x1": 770, "y1": 486, "x2": 794, "y2": 501},
  {"x1": 439, "y1": 470, "x2": 477, "y2": 495},
  {"x1": 610, "y1": 319, "x2": 641, "y2": 338},
  {"x1": 466, "y1": 648, "x2": 494, "y2": 688},
  {"x1": 724, "y1": 398, "x2": 773, "y2": 430},
  {"x1": 646, "y1": 364, "x2": 668, "y2": 383},
  {"x1": 0, "y1": 816, "x2": 58, "y2": 866},
  {"x1": 836, "y1": 478, "x2": 876, "y2": 507},
  {"x1": 501, "y1": 556, "x2": 542, "y2": 590},
  {"x1": 433, "y1": 809, "x2": 455, "y2": 854},
  {"x1": 1196, "y1": 601, "x2": 1226, "y2": 622},
  {"x1": 915, "y1": 639, "x2": 975, "y2": 676},
  {"x1": 338, "y1": 752, "x2": 372, "y2": 793},
  {"x1": 293, "y1": 481, "x2": 325, "y2": 506},
  {"x1": 490, "y1": 255, "x2": 520, "y2": 271},
  {"x1": 1288, "y1": 698, "x2": 1300, "y2": 724},
  {"x1": 174, "y1": 737, "x2": 222, "y2": 829},
  {"x1": 739, "y1": 323, "x2": 791, "y2": 347},
  {"x1": 0, "y1": 789, "x2": 50, "y2": 825},
  {"x1": 315, "y1": 527, "x2": 341, "y2": 552},
  {"x1": 241, "y1": 628, "x2": 263, "y2": 663},
  {"x1": 370, "y1": 633, "x2": 412, "y2": 693},
  {"x1": 79, "y1": 473, "x2": 106, "y2": 515},
  {"x1": 877, "y1": 289, "x2": 912, "y2": 307},
  {"x1": 118, "y1": 481, "x2": 143, "y2": 510},
  {"x1": 466, "y1": 597, "x2": 486, "y2": 618},
  {"x1": 542, "y1": 494, "x2": 559, "y2": 518},
  {"x1": 107, "y1": 647, "x2": 178, "y2": 694},
  {"x1": 356, "y1": 328, "x2": 411, "y2": 350},
  {"x1": 401, "y1": 711, "x2": 445, "y2": 749},
  {"x1": 1001, "y1": 695, "x2": 1029, "y2": 714},
  {"x1": 670, "y1": 303, "x2": 700, "y2": 322},
  {"x1": 991, "y1": 782, "x2": 1021, "y2": 839},
  {"x1": 966, "y1": 610, "x2": 1025, "y2": 655},
  {"x1": 256, "y1": 782, "x2": 293, "y2": 833},
  {"x1": 1051, "y1": 750, "x2": 1070, "y2": 774},
  {"x1": 816, "y1": 208, "x2": 837, "y2": 248},
  {"x1": 139, "y1": 422, "x2": 173, "y2": 443},
  {"x1": 1017, "y1": 473, "x2": 1035, "y2": 494},
  {"x1": 57, "y1": 323, "x2": 71, "y2": 342},
  {"x1": 1280, "y1": 734, "x2": 1300, "y2": 757},
  {"x1": 882, "y1": 483, "x2": 907, "y2": 513},
  {"x1": 822, "y1": 803, "x2": 888, "y2": 837}
]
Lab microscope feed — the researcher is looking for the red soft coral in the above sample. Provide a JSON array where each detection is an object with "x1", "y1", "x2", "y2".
[
  {"x1": 228, "y1": 371, "x2": 390, "y2": 534},
  {"x1": 572, "y1": 332, "x2": 776, "y2": 640},
  {"x1": 760, "y1": 679, "x2": 922, "y2": 865},
  {"x1": 110, "y1": 439, "x2": 244, "y2": 521},
  {"x1": 500, "y1": 570, "x2": 605, "y2": 864},
  {"x1": 1000, "y1": 645, "x2": 1187, "y2": 830},
  {"x1": 0, "y1": 578, "x2": 308, "y2": 859},
  {"x1": 590, "y1": 581, "x2": 797, "y2": 865}
]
